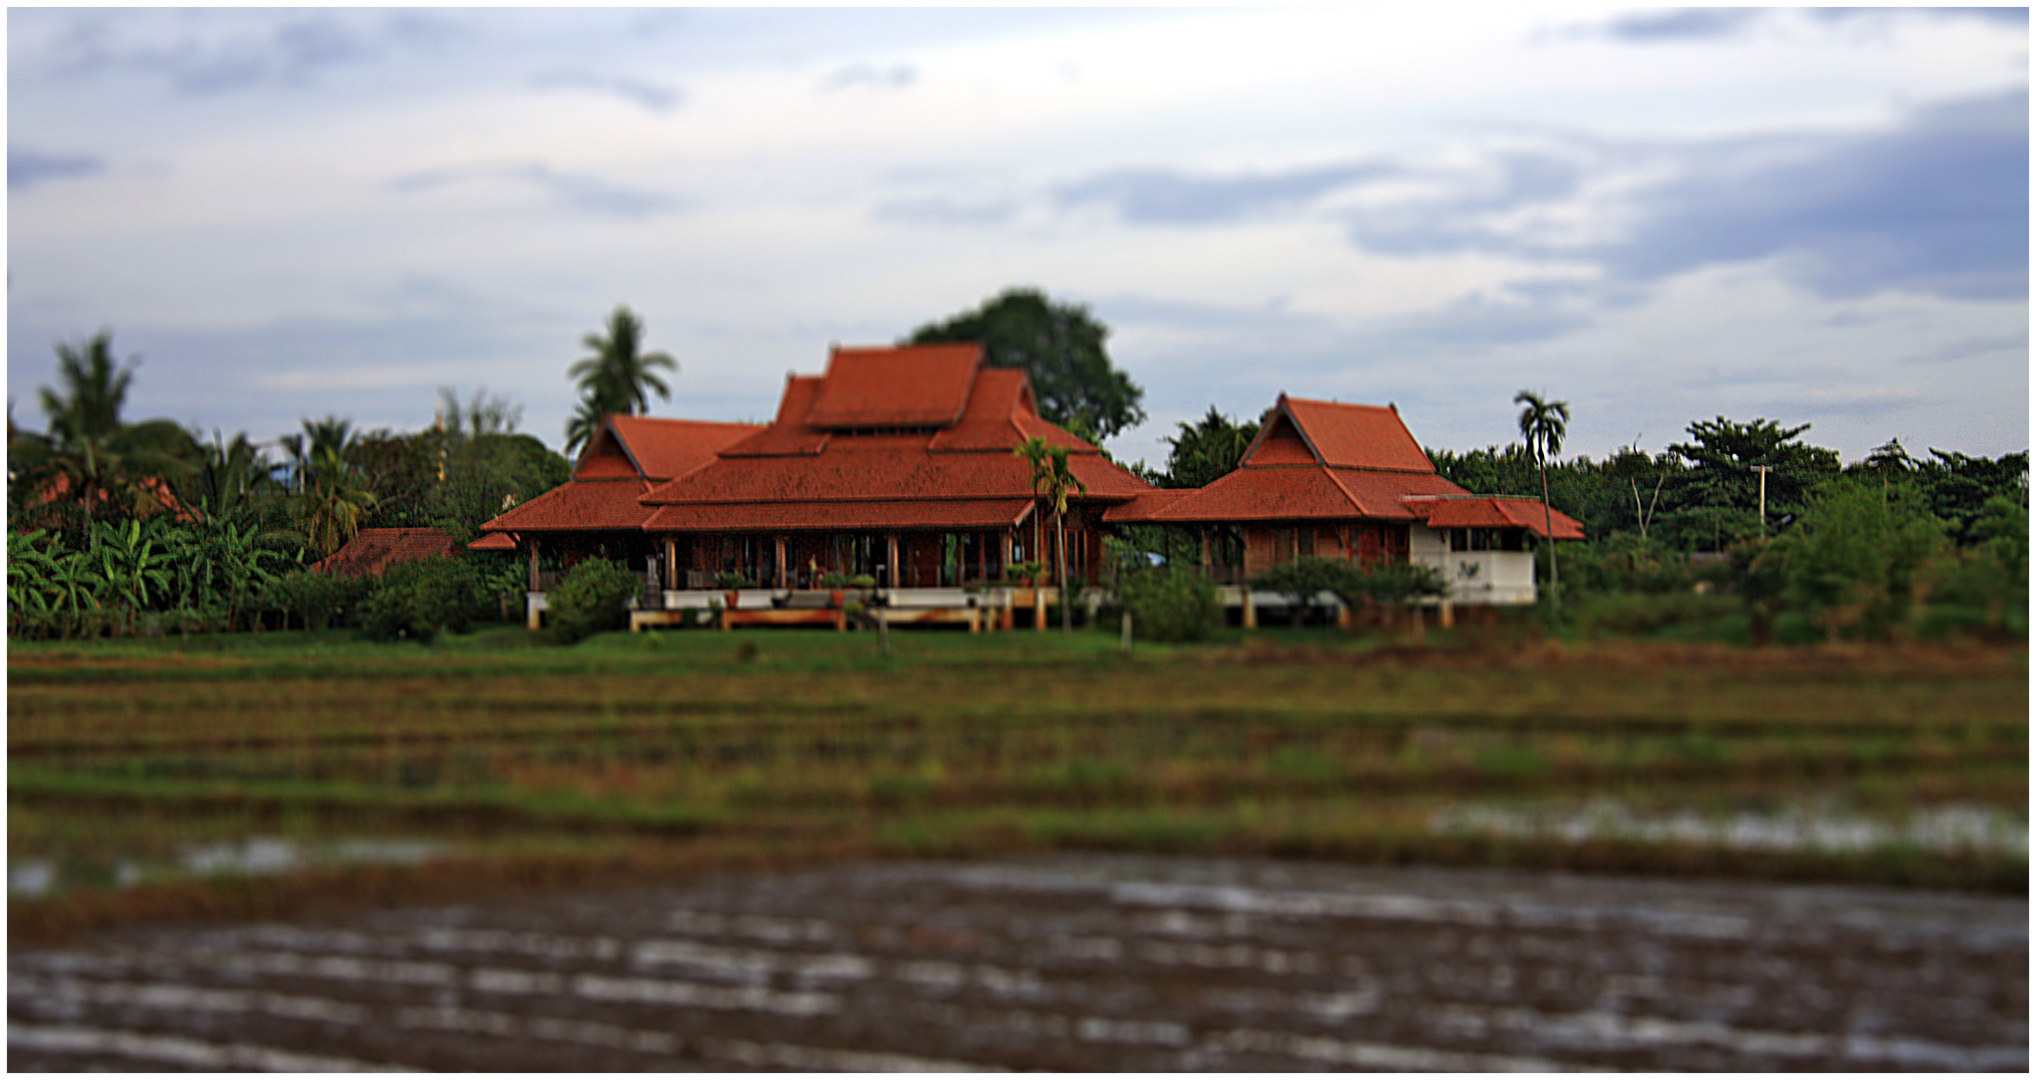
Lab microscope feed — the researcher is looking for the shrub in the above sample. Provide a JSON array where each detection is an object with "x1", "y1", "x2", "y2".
[
  {"x1": 547, "y1": 558, "x2": 643, "y2": 644},
  {"x1": 1250, "y1": 556, "x2": 1447, "y2": 625},
  {"x1": 1573, "y1": 590, "x2": 1743, "y2": 637},
  {"x1": 359, "y1": 557, "x2": 489, "y2": 643},
  {"x1": 1334, "y1": 560, "x2": 1448, "y2": 606},
  {"x1": 1249, "y1": 556, "x2": 1351, "y2": 625},
  {"x1": 1114, "y1": 568, "x2": 1221, "y2": 643},
  {"x1": 1560, "y1": 534, "x2": 1693, "y2": 597},
  {"x1": 260, "y1": 569, "x2": 371, "y2": 631}
]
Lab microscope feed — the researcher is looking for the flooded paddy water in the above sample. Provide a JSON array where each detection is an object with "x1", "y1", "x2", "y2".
[{"x1": 9, "y1": 854, "x2": 2026, "y2": 1070}]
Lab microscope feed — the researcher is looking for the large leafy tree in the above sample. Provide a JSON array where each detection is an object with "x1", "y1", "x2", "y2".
[
  {"x1": 1015, "y1": 435, "x2": 1087, "y2": 632},
  {"x1": 1162, "y1": 406, "x2": 1260, "y2": 489},
  {"x1": 909, "y1": 288, "x2": 1145, "y2": 441},
  {"x1": 1661, "y1": 417, "x2": 1841, "y2": 547},
  {"x1": 566, "y1": 306, "x2": 677, "y2": 454},
  {"x1": 1909, "y1": 448, "x2": 2029, "y2": 548},
  {"x1": 1765, "y1": 477, "x2": 1947, "y2": 641}
]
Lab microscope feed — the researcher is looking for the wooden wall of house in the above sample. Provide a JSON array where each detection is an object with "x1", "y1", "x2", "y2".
[{"x1": 1238, "y1": 521, "x2": 1412, "y2": 578}]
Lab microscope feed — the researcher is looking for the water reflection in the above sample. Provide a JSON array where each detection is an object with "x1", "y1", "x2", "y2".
[
  {"x1": 1430, "y1": 800, "x2": 2026, "y2": 855},
  {"x1": 8, "y1": 836, "x2": 443, "y2": 898}
]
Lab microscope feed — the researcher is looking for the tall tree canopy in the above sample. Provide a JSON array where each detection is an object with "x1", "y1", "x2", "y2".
[
  {"x1": 566, "y1": 306, "x2": 677, "y2": 454},
  {"x1": 1162, "y1": 406, "x2": 1260, "y2": 489},
  {"x1": 907, "y1": 288, "x2": 1145, "y2": 441}
]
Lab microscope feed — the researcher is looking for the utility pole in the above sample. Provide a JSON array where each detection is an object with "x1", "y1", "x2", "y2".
[{"x1": 1753, "y1": 465, "x2": 1770, "y2": 534}]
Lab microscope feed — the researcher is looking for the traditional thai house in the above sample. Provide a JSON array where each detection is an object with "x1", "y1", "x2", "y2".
[
  {"x1": 475, "y1": 347, "x2": 1580, "y2": 629},
  {"x1": 636, "y1": 343, "x2": 1148, "y2": 591},
  {"x1": 477, "y1": 343, "x2": 1150, "y2": 628},
  {"x1": 1103, "y1": 394, "x2": 1583, "y2": 607}
]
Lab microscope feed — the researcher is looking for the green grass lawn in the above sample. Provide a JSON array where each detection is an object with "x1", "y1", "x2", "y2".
[{"x1": 10, "y1": 625, "x2": 2027, "y2": 939}]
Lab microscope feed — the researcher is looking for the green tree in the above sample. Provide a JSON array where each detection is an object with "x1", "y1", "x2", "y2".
[
  {"x1": 1015, "y1": 435, "x2": 1087, "y2": 632},
  {"x1": 1767, "y1": 477, "x2": 1946, "y2": 641},
  {"x1": 1515, "y1": 390, "x2": 1571, "y2": 613},
  {"x1": 1660, "y1": 417, "x2": 1841, "y2": 550},
  {"x1": 292, "y1": 445, "x2": 380, "y2": 558},
  {"x1": 909, "y1": 288, "x2": 1145, "y2": 441},
  {"x1": 1162, "y1": 406, "x2": 1260, "y2": 489},
  {"x1": 1911, "y1": 448, "x2": 2029, "y2": 548},
  {"x1": 40, "y1": 331, "x2": 136, "y2": 451},
  {"x1": 566, "y1": 306, "x2": 677, "y2": 454}
]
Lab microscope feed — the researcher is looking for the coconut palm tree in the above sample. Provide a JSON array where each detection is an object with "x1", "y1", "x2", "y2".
[
  {"x1": 292, "y1": 443, "x2": 379, "y2": 558},
  {"x1": 23, "y1": 333, "x2": 194, "y2": 522},
  {"x1": 565, "y1": 306, "x2": 678, "y2": 453},
  {"x1": 1015, "y1": 436, "x2": 1087, "y2": 632},
  {"x1": 1514, "y1": 390, "x2": 1571, "y2": 614},
  {"x1": 41, "y1": 332, "x2": 136, "y2": 448}
]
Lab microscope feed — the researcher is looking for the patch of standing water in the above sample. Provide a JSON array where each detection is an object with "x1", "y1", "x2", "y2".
[
  {"x1": 1429, "y1": 800, "x2": 2026, "y2": 856},
  {"x1": 8, "y1": 837, "x2": 444, "y2": 898}
]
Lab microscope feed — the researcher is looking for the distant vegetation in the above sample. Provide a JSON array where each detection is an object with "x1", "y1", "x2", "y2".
[
  {"x1": 7, "y1": 331, "x2": 568, "y2": 640},
  {"x1": 6, "y1": 322, "x2": 2027, "y2": 648}
]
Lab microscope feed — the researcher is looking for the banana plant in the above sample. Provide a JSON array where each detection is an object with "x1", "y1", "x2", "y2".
[
  {"x1": 7, "y1": 529, "x2": 60, "y2": 638},
  {"x1": 88, "y1": 518, "x2": 172, "y2": 635}
]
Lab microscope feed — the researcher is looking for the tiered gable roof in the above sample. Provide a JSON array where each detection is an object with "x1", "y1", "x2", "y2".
[
  {"x1": 1108, "y1": 394, "x2": 1463, "y2": 525},
  {"x1": 639, "y1": 344, "x2": 1149, "y2": 532},
  {"x1": 480, "y1": 415, "x2": 761, "y2": 535},
  {"x1": 1105, "y1": 393, "x2": 1580, "y2": 538},
  {"x1": 804, "y1": 344, "x2": 979, "y2": 429}
]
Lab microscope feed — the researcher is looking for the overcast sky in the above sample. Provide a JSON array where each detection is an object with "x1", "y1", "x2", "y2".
[{"x1": 9, "y1": 6, "x2": 2029, "y2": 472}]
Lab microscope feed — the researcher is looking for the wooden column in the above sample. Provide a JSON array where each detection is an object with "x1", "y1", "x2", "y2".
[
  {"x1": 887, "y1": 533, "x2": 900, "y2": 590},
  {"x1": 1199, "y1": 528, "x2": 1211, "y2": 576},
  {"x1": 527, "y1": 537, "x2": 540, "y2": 592},
  {"x1": 774, "y1": 535, "x2": 788, "y2": 589},
  {"x1": 664, "y1": 537, "x2": 678, "y2": 590}
]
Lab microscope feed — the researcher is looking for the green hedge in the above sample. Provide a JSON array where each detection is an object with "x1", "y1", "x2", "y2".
[{"x1": 547, "y1": 559, "x2": 643, "y2": 644}]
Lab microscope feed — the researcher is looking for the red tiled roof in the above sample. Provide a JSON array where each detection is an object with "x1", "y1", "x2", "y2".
[
  {"x1": 599, "y1": 415, "x2": 761, "y2": 479},
  {"x1": 1099, "y1": 488, "x2": 1199, "y2": 521},
  {"x1": 311, "y1": 528, "x2": 456, "y2": 578},
  {"x1": 645, "y1": 498, "x2": 1035, "y2": 532},
  {"x1": 1413, "y1": 496, "x2": 1586, "y2": 539},
  {"x1": 644, "y1": 440, "x2": 1080, "y2": 505},
  {"x1": 804, "y1": 344, "x2": 980, "y2": 430},
  {"x1": 927, "y1": 368, "x2": 1100, "y2": 455},
  {"x1": 721, "y1": 376, "x2": 831, "y2": 457},
  {"x1": 1104, "y1": 465, "x2": 1465, "y2": 524},
  {"x1": 468, "y1": 531, "x2": 518, "y2": 551},
  {"x1": 481, "y1": 479, "x2": 655, "y2": 532},
  {"x1": 1246, "y1": 396, "x2": 1436, "y2": 473},
  {"x1": 638, "y1": 346, "x2": 1153, "y2": 528}
]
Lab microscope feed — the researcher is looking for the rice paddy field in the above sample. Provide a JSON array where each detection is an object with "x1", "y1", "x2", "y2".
[{"x1": 9, "y1": 625, "x2": 2026, "y2": 942}]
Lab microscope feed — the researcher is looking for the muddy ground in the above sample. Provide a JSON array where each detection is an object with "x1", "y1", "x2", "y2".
[{"x1": 9, "y1": 855, "x2": 2027, "y2": 1071}]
